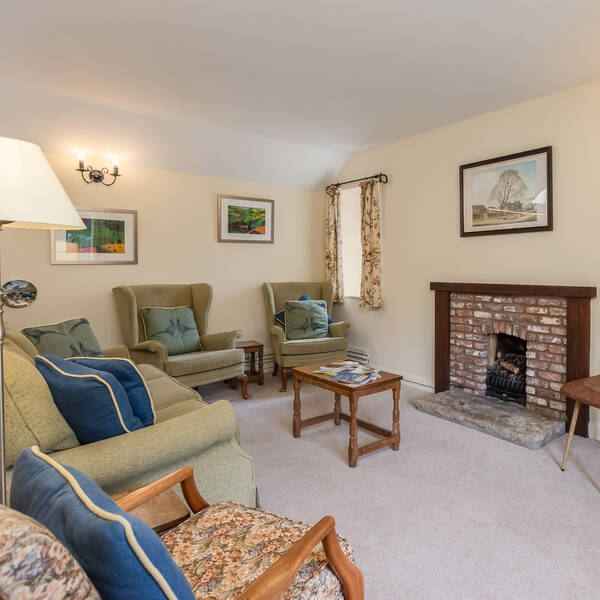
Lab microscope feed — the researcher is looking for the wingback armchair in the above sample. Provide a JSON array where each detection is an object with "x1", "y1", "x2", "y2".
[
  {"x1": 263, "y1": 281, "x2": 350, "y2": 391},
  {"x1": 113, "y1": 283, "x2": 249, "y2": 397}
]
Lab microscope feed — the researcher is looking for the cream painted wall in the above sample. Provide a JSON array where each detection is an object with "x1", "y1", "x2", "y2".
[
  {"x1": 333, "y1": 80, "x2": 600, "y2": 438},
  {"x1": 1, "y1": 153, "x2": 324, "y2": 351}
]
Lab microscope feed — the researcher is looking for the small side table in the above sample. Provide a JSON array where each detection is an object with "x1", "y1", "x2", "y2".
[
  {"x1": 560, "y1": 375, "x2": 600, "y2": 470},
  {"x1": 112, "y1": 489, "x2": 189, "y2": 533},
  {"x1": 236, "y1": 340, "x2": 264, "y2": 385}
]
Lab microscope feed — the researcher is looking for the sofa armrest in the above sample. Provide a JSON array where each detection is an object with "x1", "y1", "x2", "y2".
[
  {"x1": 102, "y1": 345, "x2": 130, "y2": 359},
  {"x1": 129, "y1": 340, "x2": 168, "y2": 369},
  {"x1": 328, "y1": 321, "x2": 351, "y2": 337},
  {"x1": 200, "y1": 330, "x2": 242, "y2": 351},
  {"x1": 49, "y1": 400, "x2": 238, "y2": 494}
]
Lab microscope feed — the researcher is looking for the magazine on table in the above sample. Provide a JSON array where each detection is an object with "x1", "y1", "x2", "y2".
[{"x1": 312, "y1": 360, "x2": 381, "y2": 385}]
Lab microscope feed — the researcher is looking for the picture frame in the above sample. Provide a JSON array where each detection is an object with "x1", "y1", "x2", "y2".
[
  {"x1": 217, "y1": 195, "x2": 274, "y2": 244},
  {"x1": 51, "y1": 207, "x2": 138, "y2": 264},
  {"x1": 460, "y1": 146, "x2": 553, "y2": 237}
]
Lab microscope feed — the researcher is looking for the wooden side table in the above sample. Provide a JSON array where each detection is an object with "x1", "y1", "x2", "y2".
[
  {"x1": 236, "y1": 340, "x2": 264, "y2": 385},
  {"x1": 560, "y1": 375, "x2": 600, "y2": 471},
  {"x1": 112, "y1": 489, "x2": 189, "y2": 533}
]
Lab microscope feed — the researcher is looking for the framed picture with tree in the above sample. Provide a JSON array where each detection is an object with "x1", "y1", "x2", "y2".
[
  {"x1": 460, "y1": 146, "x2": 552, "y2": 236},
  {"x1": 217, "y1": 195, "x2": 274, "y2": 243}
]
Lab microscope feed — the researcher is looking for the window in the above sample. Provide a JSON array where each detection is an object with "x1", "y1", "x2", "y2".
[{"x1": 340, "y1": 186, "x2": 361, "y2": 298}]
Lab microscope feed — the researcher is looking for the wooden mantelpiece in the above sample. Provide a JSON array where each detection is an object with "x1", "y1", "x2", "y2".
[
  {"x1": 430, "y1": 282, "x2": 597, "y2": 437},
  {"x1": 430, "y1": 282, "x2": 596, "y2": 299}
]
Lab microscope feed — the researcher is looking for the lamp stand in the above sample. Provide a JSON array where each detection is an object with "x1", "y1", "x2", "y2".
[
  {"x1": 0, "y1": 225, "x2": 38, "y2": 504},
  {"x1": 0, "y1": 298, "x2": 6, "y2": 505}
]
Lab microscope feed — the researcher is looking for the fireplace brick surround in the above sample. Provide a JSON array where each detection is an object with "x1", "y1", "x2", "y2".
[
  {"x1": 449, "y1": 293, "x2": 567, "y2": 419},
  {"x1": 431, "y1": 282, "x2": 597, "y2": 437}
]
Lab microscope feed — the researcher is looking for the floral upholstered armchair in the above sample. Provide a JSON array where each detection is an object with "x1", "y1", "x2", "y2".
[{"x1": 1, "y1": 462, "x2": 364, "y2": 600}]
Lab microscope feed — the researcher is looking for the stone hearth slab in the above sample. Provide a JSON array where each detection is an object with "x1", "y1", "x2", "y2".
[{"x1": 412, "y1": 389, "x2": 564, "y2": 449}]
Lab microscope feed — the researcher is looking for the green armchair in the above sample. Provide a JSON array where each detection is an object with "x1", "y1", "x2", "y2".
[
  {"x1": 263, "y1": 281, "x2": 350, "y2": 392},
  {"x1": 112, "y1": 283, "x2": 249, "y2": 396}
]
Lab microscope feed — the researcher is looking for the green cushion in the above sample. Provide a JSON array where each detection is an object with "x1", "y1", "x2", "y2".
[
  {"x1": 284, "y1": 300, "x2": 329, "y2": 340},
  {"x1": 21, "y1": 318, "x2": 104, "y2": 358},
  {"x1": 139, "y1": 306, "x2": 201, "y2": 356},
  {"x1": 4, "y1": 350, "x2": 79, "y2": 467}
]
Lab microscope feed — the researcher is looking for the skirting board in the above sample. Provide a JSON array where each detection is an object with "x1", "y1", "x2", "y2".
[{"x1": 252, "y1": 346, "x2": 434, "y2": 393}]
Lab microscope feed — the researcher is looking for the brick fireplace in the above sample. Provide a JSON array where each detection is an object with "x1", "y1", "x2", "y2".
[
  {"x1": 431, "y1": 283, "x2": 596, "y2": 436},
  {"x1": 449, "y1": 293, "x2": 567, "y2": 419}
]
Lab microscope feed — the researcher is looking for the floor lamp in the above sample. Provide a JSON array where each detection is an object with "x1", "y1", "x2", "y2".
[{"x1": 0, "y1": 137, "x2": 84, "y2": 504}]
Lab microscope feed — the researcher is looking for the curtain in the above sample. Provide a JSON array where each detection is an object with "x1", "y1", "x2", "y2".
[
  {"x1": 359, "y1": 179, "x2": 383, "y2": 308},
  {"x1": 324, "y1": 184, "x2": 344, "y2": 303}
]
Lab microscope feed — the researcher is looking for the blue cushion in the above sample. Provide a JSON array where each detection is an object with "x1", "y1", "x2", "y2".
[
  {"x1": 274, "y1": 294, "x2": 333, "y2": 327},
  {"x1": 68, "y1": 357, "x2": 156, "y2": 427},
  {"x1": 35, "y1": 355, "x2": 143, "y2": 444},
  {"x1": 11, "y1": 447, "x2": 195, "y2": 600}
]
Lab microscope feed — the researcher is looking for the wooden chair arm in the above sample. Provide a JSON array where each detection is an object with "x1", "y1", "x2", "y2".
[
  {"x1": 115, "y1": 467, "x2": 209, "y2": 514},
  {"x1": 235, "y1": 516, "x2": 364, "y2": 600}
]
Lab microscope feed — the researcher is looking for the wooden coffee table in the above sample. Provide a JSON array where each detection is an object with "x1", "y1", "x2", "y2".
[{"x1": 292, "y1": 364, "x2": 402, "y2": 467}]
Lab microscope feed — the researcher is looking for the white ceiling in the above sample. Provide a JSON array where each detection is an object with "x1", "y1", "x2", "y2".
[{"x1": 1, "y1": 0, "x2": 600, "y2": 188}]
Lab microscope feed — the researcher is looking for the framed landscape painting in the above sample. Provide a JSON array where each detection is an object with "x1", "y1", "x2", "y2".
[
  {"x1": 217, "y1": 195, "x2": 274, "y2": 243},
  {"x1": 51, "y1": 208, "x2": 138, "y2": 264},
  {"x1": 460, "y1": 146, "x2": 552, "y2": 237}
]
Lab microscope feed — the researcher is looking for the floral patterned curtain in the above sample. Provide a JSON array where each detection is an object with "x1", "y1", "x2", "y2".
[
  {"x1": 324, "y1": 184, "x2": 344, "y2": 303},
  {"x1": 359, "y1": 179, "x2": 383, "y2": 308}
]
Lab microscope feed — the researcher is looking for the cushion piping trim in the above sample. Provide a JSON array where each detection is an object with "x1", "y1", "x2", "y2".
[
  {"x1": 35, "y1": 355, "x2": 133, "y2": 433},
  {"x1": 30, "y1": 446, "x2": 180, "y2": 600},
  {"x1": 65, "y1": 357, "x2": 157, "y2": 425}
]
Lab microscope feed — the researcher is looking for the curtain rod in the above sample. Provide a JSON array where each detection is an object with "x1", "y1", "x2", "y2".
[{"x1": 329, "y1": 172, "x2": 389, "y2": 189}]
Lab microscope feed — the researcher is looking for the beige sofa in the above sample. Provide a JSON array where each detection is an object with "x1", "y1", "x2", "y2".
[{"x1": 4, "y1": 330, "x2": 257, "y2": 506}]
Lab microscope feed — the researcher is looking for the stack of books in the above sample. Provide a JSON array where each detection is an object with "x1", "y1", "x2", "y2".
[{"x1": 312, "y1": 360, "x2": 381, "y2": 385}]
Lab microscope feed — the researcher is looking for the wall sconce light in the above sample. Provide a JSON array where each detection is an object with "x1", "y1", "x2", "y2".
[{"x1": 76, "y1": 155, "x2": 121, "y2": 186}]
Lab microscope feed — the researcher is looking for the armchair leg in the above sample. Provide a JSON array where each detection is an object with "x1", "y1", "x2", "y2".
[
  {"x1": 225, "y1": 375, "x2": 252, "y2": 399},
  {"x1": 238, "y1": 374, "x2": 252, "y2": 399},
  {"x1": 273, "y1": 362, "x2": 279, "y2": 377},
  {"x1": 280, "y1": 367, "x2": 290, "y2": 393}
]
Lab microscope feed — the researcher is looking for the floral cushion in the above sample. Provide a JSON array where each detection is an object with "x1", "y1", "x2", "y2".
[
  {"x1": 160, "y1": 501, "x2": 355, "y2": 600},
  {"x1": 0, "y1": 505, "x2": 100, "y2": 599}
]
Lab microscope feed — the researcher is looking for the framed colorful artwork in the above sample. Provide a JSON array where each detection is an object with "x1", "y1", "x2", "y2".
[
  {"x1": 51, "y1": 207, "x2": 138, "y2": 264},
  {"x1": 217, "y1": 195, "x2": 274, "y2": 243},
  {"x1": 460, "y1": 146, "x2": 553, "y2": 237}
]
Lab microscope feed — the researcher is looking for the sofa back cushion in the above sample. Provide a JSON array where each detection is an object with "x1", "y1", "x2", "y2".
[
  {"x1": 35, "y1": 355, "x2": 143, "y2": 444},
  {"x1": 22, "y1": 318, "x2": 104, "y2": 358},
  {"x1": 68, "y1": 357, "x2": 156, "y2": 426},
  {"x1": 284, "y1": 300, "x2": 329, "y2": 340},
  {"x1": 5, "y1": 328, "x2": 38, "y2": 362},
  {"x1": 4, "y1": 350, "x2": 79, "y2": 467},
  {"x1": 0, "y1": 504, "x2": 100, "y2": 599},
  {"x1": 139, "y1": 306, "x2": 201, "y2": 355},
  {"x1": 10, "y1": 447, "x2": 195, "y2": 600}
]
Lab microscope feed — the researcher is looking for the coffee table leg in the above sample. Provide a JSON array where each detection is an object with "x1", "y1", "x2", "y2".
[
  {"x1": 348, "y1": 393, "x2": 358, "y2": 467},
  {"x1": 334, "y1": 392, "x2": 341, "y2": 425},
  {"x1": 392, "y1": 382, "x2": 401, "y2": 451},
  {"x1": 293, "y1": 377, "x2": 302, "y2": 438}
]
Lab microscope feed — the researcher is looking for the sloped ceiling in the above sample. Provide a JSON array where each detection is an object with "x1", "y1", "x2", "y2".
[{"x1": 1, "y1": 0, "x2": 600, "y2": 189}]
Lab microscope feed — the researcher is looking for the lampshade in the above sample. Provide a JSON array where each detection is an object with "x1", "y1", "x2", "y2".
[{"x1": 0, "y1": 137, "x2": 84, "y2": 230}]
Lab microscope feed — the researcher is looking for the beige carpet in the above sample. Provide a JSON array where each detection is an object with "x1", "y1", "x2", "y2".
[{"x1": 201, "y1": 377, "x2": 600, "y2": 599}]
